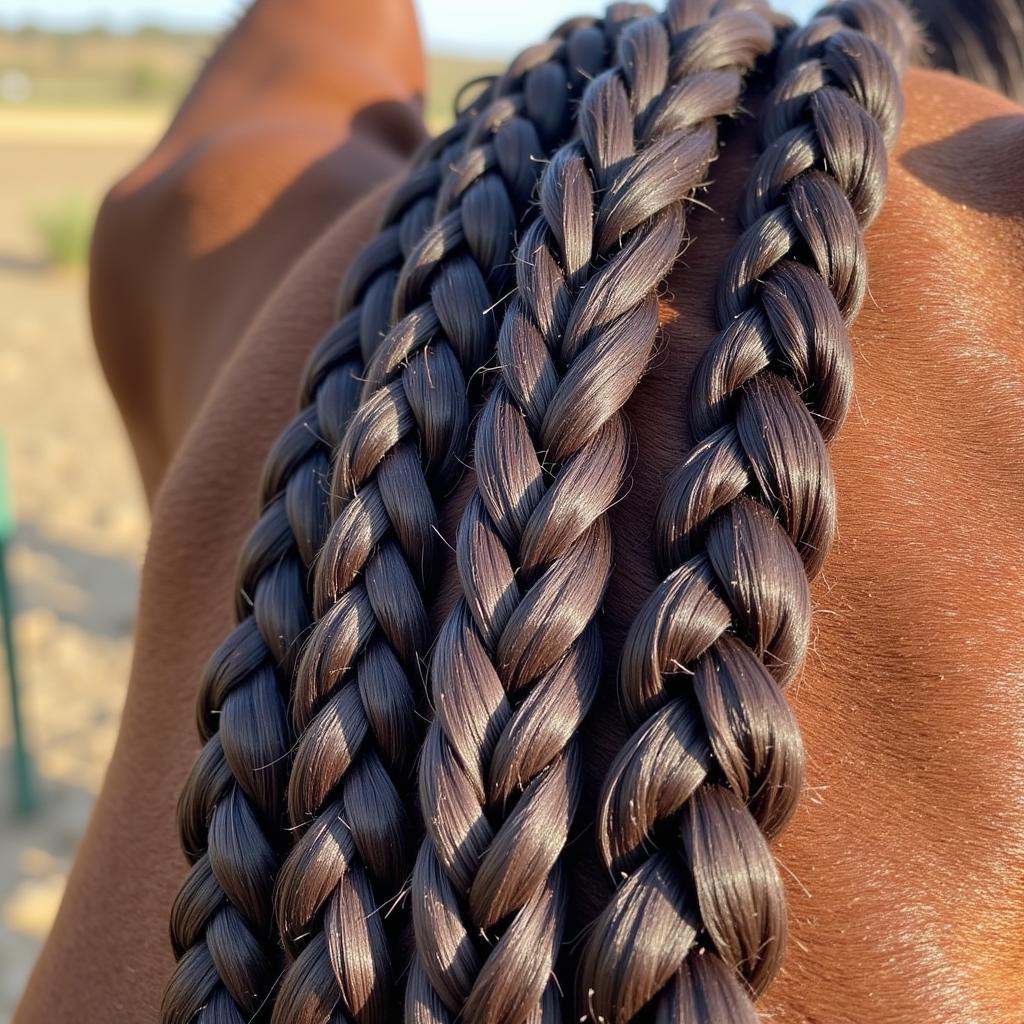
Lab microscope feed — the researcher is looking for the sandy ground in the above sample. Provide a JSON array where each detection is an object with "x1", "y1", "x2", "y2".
[{"x1": 0, "y1": 108, "x2": 163, "y2": 1021}]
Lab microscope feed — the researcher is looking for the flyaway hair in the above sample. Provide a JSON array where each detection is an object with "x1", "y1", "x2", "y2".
[
  {"x1": 406, "y1": 2, "x2": 778, "y2": 1020},
  {"x1": 270, "y1": 7, "x2": 661, "y2": 1022},
  {"x1": 581, "y1": 1, "x2": 913, "y2": 1019}
]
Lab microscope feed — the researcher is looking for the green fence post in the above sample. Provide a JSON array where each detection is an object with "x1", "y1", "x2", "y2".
[{"x1": 0, "y1": 437, "x2": 36, "y2": 816}]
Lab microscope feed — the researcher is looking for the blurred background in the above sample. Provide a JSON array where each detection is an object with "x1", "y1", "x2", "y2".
[{"x1": 0, "y1": 0, "x2": 815, "y2": 1018}]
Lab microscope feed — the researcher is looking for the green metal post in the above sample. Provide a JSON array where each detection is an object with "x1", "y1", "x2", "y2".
[{"x1": 0, "y1": 438, "x2": 35, "y2": 815}]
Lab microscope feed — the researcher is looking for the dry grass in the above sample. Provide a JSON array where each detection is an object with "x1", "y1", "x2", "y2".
[
  {"x1": 30, "y1": 195, "x2": 92, "y2": 268},
  {"x1": 0, "y1": 27, "x2": 502, "y2": 131},
  {"x1": 0, "y1": 27, "x2": 211, "y2": 106}
]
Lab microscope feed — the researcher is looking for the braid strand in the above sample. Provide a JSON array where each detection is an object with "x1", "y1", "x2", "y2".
[
  {"x1": 268, "y1": 9, "x2": 658, "y2": 1023},
  {"x1": 580, "y1": 2, "x2": 914, "y2": 1019},
  {"x1": 407, "y1": 3, "x2": 777, "y2": 1021}
]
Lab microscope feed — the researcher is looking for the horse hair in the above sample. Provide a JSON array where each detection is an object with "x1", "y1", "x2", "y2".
[
  {"x1": 269, "y1": 6, "x2": 662, "y2": 1022},
  {"x1": 162, "y1": 0, "x2": 918, "y2": 1021},
  {"x1": 404, "y1": 2, "x2": 781, "y2": 1019},
  {"x1": 911, "y1": 0, "x2": 1024, "y2": 102},
  {"x1": 162, "y1": 5, "x2": 662, "y2": 1022},
  {"x1": 580, "y1": 1, "x2": 913, "y2": 1018}
]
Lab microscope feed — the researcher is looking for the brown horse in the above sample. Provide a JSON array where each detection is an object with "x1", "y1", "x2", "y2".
[{"x1": 13, "y1": 0, "x2": 1024, "y2": 1021}]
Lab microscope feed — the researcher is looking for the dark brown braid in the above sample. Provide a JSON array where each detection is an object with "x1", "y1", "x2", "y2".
[
  {"x1": 579, "y1": 1, "x2": 914, "y2": 1020},
  {"x1": 160, "y1": 10, "x2": 654, "y2": 1021},
  {"x1": 160, "y1": 132, "x2": 465, "y2": 1024},
  {"x1": 267, "y1": 8, "x2": 662, "y2": 1024},
  {"x1": 405, "y1": 4, "x2": 778, "y2": 1022}
]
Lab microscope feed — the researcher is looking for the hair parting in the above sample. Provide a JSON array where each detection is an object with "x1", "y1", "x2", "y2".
[
  {"x1": 405, "y1": 2, "x2": 780, "y2": 1021},
  {"x1": 578, "y1": 1, "x2": 914, "y2": 1020}
]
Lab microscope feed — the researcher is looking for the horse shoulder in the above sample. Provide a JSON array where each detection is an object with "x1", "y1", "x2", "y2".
[{"x1": 88, "y1": 0, "x2": 425, "y2": 497}]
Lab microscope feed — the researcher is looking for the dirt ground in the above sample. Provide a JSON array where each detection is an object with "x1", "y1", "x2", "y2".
[{"x1": 0, "y1": 107, "x2": 161, "y2": 1021}]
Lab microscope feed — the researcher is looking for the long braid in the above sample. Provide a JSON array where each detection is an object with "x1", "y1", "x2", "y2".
[
  {"x1": 161, "y1": 126, "x2": 471, "y2": 1024},
  {"x1": 579, "y1": 2, "x2": 914, "y2": 1020},
  {"x1": 160, "y1": 11, "x2": 646, "y2": 1022},
  {"x1": 268, "y1": 9, "x2": 658, "y2": 1024},
  {"x1": 406, "y1": 4, "x2": 778, "y2": 1022}
]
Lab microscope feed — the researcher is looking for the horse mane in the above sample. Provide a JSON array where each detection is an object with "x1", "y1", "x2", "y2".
[
  {"x1": 160, "y1": 1, "x2": 919, "y2": 1021},
  {"x1": 911, "y1": 0, "x2": 1024, "y2": 102}
]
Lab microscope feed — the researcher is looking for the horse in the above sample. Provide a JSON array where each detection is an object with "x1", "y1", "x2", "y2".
[{"x1": 13, "y1": 0, "x2": 1024, "y2": 1021}]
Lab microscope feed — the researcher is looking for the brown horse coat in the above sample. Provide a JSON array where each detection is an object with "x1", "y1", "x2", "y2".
[{"x1": 14, "y1": 0, "x2": 1024, "y2": 1020}]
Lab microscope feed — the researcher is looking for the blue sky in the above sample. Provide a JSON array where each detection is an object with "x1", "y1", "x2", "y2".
[{"x1": 1, "y1": 0, "x2": 821, "y2": 55}]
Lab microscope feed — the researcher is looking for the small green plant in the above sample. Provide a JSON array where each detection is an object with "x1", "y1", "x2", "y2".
[
  {"x1": 122, "y1": 61, "x2": 165, "y2": 101},
  {"x1": 31, "y1": 194, "x2": 93, "y2": 268}
]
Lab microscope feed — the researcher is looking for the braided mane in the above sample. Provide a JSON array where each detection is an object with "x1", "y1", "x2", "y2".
[
  {"x1": 406, "y1": 3, "x2": 778, "y2": 1020},
  {"x1": 164, "y1": 6, "x2": 657, "y2": 1023},
  {"x1": 163, "y1": 2, "x2": 917, "y2": 1021},
  {"x1": 581, "y1": 1, "x2": 914, "y2": 1018}
]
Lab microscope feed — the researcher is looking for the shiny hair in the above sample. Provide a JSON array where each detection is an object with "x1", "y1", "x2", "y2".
[
  {"x1": 162, "y1": 6, "x2": 656, "y2": 1021},
  {"x1": 912, "y1": 0, "x2": 1024, "y2": 101},
  {"x1": 581, "y1": 1, "x2": 913, "y2": 1016},
  {"x1": 162, "y1": 1, "x2": 915, "y2": 1021}
]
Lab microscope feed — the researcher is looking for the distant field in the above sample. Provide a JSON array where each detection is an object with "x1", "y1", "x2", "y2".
[
  {"x1": 0, "y1": 27, "x2": 503, "y2": 132},
  {"x1": 0, "y1": 27, "x2": 210, "y2": 109}
]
